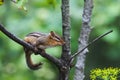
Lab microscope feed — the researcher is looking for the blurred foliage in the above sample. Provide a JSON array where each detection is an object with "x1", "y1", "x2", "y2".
[
  {"x1": 0, "y1": 0, "x2": 4, "y2": 5},
  {"x1": 90, "y1": 67, "x2": 120, "y2": 80},
  {"x1": 0, "y1": 0, "x2": 120, "y2": 80},
  {"x1": 12, "y1": 0, "x2": 28, "y2": 11}
]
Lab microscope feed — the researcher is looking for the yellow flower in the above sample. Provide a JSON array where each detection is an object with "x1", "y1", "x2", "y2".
[{"x1": 90, "y1": 67, "x2": 120, "y2": 80}]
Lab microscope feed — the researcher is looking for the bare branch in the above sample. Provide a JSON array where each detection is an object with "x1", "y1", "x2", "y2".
[
  {"x1": 59, "y1": 0, "x2": 71, "y2": 80},
  {"x1": 61, "y1": 0, "x2": 71, "y2": 60},
  {"x1": 74, "y1": 0, "x2": 93, "y2": 80},
  {"x1": 71, "y1": 30, "x2": 113, "y2": 59},
  {"x1": 0, "y1": 24, "x2": 62, "y2": 67}
]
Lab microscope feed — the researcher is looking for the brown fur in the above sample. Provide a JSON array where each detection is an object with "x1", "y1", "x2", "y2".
[{"x1": 24, "y1": 31, "x2": 65, "y2": 70}]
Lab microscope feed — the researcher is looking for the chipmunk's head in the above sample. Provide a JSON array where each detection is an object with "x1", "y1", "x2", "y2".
[{"x1": 47, "y1": 31, "x2": 65, "y2": 46}]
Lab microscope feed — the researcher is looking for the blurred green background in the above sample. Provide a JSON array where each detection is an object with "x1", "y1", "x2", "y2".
[{"x1": 0, "y1": 0, "x2": 120, "y2": 80}]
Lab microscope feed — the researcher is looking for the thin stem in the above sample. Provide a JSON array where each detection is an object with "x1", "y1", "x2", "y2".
[{"x1": 71, "y1": 30, "x2": 113, "y2": 59}]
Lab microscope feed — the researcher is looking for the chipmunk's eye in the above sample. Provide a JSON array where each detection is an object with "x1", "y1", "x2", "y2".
[{"x1": 54, "y1": 36, "x2": 61, "y2": 41}]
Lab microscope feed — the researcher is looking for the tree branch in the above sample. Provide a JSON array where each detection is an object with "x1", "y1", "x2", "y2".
[
  {"x1": 74, "y1": 0, "x2": 93, "y2": 80},
  {"x1": 61, "y1": 0, "x2": 71, "y2": 61},
  {"x1": 59, "y1": 0, "x2": 71, "y2": 80},
  {"x1": 71, "y1": 30, "x2": 113, "y2": 59},
  {"x1": 0, "y1": 24, "x2": 62, "y2": 67}
]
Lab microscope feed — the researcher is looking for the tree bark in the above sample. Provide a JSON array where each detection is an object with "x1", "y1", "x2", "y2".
[
  {"x1": 59, "y1": 0, "x2": 71, "y2": 80},
  {"x1": 74, "y1": 0, "x2": 93, "y2": 80}
]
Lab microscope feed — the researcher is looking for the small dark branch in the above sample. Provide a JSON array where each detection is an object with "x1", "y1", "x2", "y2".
[
  {"x1": 0, "y1": 24, "x2": 62, "y2": 67},
  {"x1": 71, "y1": 30, "x2": 113, "y2": 59}
]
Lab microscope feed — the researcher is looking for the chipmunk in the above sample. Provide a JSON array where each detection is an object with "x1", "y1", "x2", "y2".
[{"x1": 24, "y1": 31, "x2": 65, "y2": 70}]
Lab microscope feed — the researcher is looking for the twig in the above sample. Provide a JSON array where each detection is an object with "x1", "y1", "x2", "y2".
[
  {"x1": 71, "y1": 30, "x2": 113, "y2": 59},
  {"x1": 0, "y1": 24, "x2": 62, "y2": 67}
]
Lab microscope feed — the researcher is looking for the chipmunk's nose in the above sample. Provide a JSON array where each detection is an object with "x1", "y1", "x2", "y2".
[
  {"x1": 63, "y1": 41, "x2": 65, "y2": 44},
  {"x1": 62, "y1": 40, "x2": 65, "y2": 45}
]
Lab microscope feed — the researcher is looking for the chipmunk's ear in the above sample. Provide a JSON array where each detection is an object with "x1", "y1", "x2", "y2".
[{"x1": 50, "y1": 31, "x2": 55, "y2": 37}]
